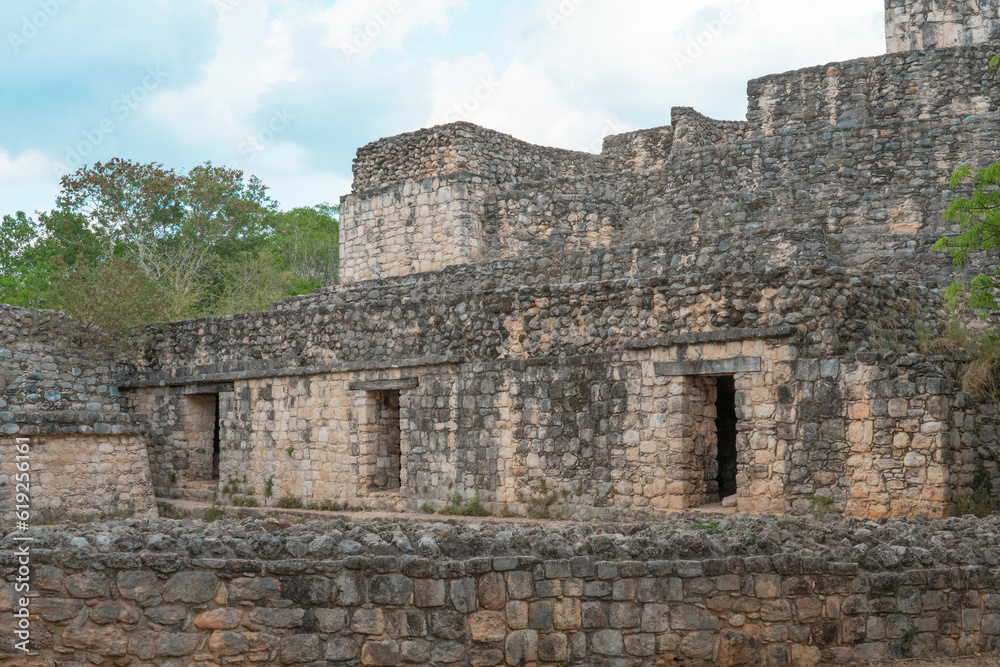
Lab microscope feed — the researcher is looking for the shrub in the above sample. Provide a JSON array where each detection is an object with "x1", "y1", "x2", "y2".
[
  {"x1": 275, "y1": 495, "x2": 304, "y2": 509},
  {"x1": 203, "y1": 507, "x2": 226, "y2": 523}
]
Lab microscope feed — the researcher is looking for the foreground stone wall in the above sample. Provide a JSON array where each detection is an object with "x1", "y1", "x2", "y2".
[
  {"x1": 886, "y1": 0, "x2": 1000, "y2": 52},
  {"x1": 4, "y1": 515, "x2": 1000, "y2": 666}
]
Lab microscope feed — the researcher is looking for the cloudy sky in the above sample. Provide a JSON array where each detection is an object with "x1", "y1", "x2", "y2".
[{"x1": 0, "y1": 0, "x2": 886, "y2": 216}]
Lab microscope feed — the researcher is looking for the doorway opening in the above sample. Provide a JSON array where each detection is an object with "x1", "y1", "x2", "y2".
[
  {"x1": 371, "y1": 390, "x2": 401, "y2": 492},
  {"x1": 715, "y1": 376, "x2": 738, "y2": 500},
  {"x1": 212, "y1": 396, "x2": 221, "y2": 481}
]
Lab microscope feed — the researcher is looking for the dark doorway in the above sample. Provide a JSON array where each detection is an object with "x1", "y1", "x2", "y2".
[
  {"x1": 715, "y1": 376, "x2": 738, "y2": 499},
  {"x1": 372, "y1": 390, "x2": 401, "y2": 492},
  {"x1": 211, "y1": 396, "x2": 221, "y2": 481}
]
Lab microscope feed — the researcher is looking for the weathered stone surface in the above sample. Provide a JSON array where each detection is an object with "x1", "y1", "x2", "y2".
[
  {"x1": 469, "y1": 611, "x2": 506, "y2": 642},
  {"x1": 369, "y1": 574, "x2": 413, "y2": 606},
  {"x1": 129, "y1": 632, "x2": 201, "y2": 660},
  {"x1": 62, "y1": 626, "x2": 128, "y2": 656},
  {"x1": 163, "y1": 571, "x2": 219, "y2": 603},
  {"x1": 361, "y1": 640, "x2": 400, "y2": 666},
  {"x1": 280, "y1": 635, "x2": 322, "y2": 664},
  {"x1": 478, "y1": 572, "x2": 506, "y2": 610},
  {"x1": 65, "y1": 571, "x2": 110, "y2": 598},
  {"x1": 194, "y1": 607, "x2": 243, "y2": 630}
]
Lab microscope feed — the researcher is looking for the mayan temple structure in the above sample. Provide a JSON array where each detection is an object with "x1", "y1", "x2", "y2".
[
  {"x1": 5, "y1": 2, "x2": 1000, "y2": 665},
  {"x1": 3, "y1": 0, "x2": 1000, "y2": 522}
]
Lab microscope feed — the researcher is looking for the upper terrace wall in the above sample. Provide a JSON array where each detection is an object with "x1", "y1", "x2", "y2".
[
  {"x1": 350, "y1": 122, "x2": 609, "y2": 193},
  {"x1": 127, "y1": 242, "x2": 944, "y2": 378},
  {"x1": 746, "y1": 46, "x2": 999, "y2": 136},
  {"x1": 886, "y1": 0, "x2": 1000, "y2": 52},
  {"x1": 339, "y1": 45, "x2": 1000, "y2": 287}
]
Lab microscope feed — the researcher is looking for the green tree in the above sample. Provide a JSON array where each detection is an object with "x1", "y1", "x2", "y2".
[
  {"x1": 272, "y1": 203, "x2": 340, "y2": 291},
  {"x1": 215, "y1": 249, "x2": 295, "y2": 315},
  {"x1": 933, "y1": 55, "x2": 1000, "y2": 315},
  {"x1": 50, "y1": 254, "x2": 168, "y2": 352},
  {"x1": 1, "y1": 159, "x2": 341, "y2": 320},
  {"x1": 0, "y1": 212, "x2": 46, "y2": 307},
  {"x1": 54, "y1": 159, "x2": 277, "y2": 318}
]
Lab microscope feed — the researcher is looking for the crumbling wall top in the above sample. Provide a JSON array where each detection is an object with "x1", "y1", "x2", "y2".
[{"x1": 350, "y1": 121, "x2": 607, "y2": 194}]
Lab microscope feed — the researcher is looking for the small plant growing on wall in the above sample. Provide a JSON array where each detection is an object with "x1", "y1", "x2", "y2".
[
  {"x1": 812, "y1": 495, "x2": 836, "y2": 517},
  {"x1": 286, "y1": 446, "x2": 294, "y2": 457},
  {"x1": 264, "y1": 476, "x2": 274, "y2": 499}
]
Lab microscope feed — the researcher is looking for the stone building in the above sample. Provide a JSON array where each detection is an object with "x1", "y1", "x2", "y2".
[{"x1": 5, "y1": 0, "x2": 1000, "y2": 523}]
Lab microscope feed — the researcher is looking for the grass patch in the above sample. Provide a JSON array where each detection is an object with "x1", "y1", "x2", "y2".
[
  {"x1": 305, "y1": 499, "x2": 340, "y2": 512},
  {"x1": 438, "y1": 493, "x2": 490, "y2": 517},
  {"x1": 275, "y1": 495, "x2": 304, "y2": 509},
  {"x1": 203, "y1": 507, "x2": 226, "y2": 522}
]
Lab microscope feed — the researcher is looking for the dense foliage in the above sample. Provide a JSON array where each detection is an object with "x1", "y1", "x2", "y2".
[{"x1": 0, "y1": 159, "x2": 340, "y2": 344}]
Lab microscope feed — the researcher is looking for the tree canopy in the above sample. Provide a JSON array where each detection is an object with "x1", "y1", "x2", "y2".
[{"x1": 0, "y1": 159, "x2": 340, "y2": 347}]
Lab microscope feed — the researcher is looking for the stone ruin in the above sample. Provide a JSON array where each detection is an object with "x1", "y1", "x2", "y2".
[
  {"x1": 4, "y1": 0, "x2": 1000, "y2": 524},
  {"x1": 4, "y1": 1, "x2": 1000, "y2": 665}
]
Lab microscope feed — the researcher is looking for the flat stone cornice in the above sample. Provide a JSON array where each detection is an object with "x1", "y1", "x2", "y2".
[
  {"x1": 117, "y1": 355, "x2": 466, "y2": 389},
  {"x1": 625, "y1": 325, "x2": 796, "y2": 350},
  {"x1": 0, "y1": 411, "x2": 148, "y2": 436}
]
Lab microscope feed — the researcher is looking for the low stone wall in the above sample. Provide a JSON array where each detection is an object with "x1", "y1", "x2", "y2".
[
  {"x1": 0, "y1": 433, "x2": 156, "y2": 525},
  {"x1": 4, "y1": 515, "x2": 1000, "y2": 666},
  {"x1": 0, "y1": 306, "x2": 157, "y2": 526}
]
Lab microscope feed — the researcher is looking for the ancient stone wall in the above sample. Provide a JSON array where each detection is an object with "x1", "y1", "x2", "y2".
[
  {"x1": 0, "y1": 305, "x2": 120, "y2": 415},
  {"x1": 0, "y1": 306, "x2": 156, "y2": 524},
  {"x1": 5, "y1": 516, "x2": 1000, "y2": 666},
  {"x1": 124, "y1": 334, "x2": 977, "y2": 521},
  {"x1": 350, "y1": 122, "x2": 608, "y2": 194},
  {"x1": 128, "y1": 256, "x2": 941, "y2": 377},
  {"x1": 886, "y1": 0, "x2": 1000, "y2": 52},
  {"x1": 0, "y1": 434, "x2": 155, "y2": 523},
  {"x1": 341, "y1": 124, "x2": 609, "y2": 283},
  {"x1": 339, "y1": 175, "x2": 492, "y2": 284},
  {"x1": 339, "y1": 45, "x2": 1000, "y2": 286}
]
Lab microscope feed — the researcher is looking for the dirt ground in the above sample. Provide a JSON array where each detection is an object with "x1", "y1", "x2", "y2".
[{"x1": 871, "y1": 655, "x2": 1000, "y2": 666}]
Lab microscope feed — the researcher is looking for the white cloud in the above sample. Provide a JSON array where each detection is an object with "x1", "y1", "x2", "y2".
[
  {"x1": 0, "y1": 148, "x2": 59, "y2": 215},
  {"x1": 146, "y1": 0, "x2": 301, "y2": 149},
  {"x1": 229, "y1": 139, "x2": 352, "y2": 207},
  {"x1": 314, "y1": 0, "x2": 468, "y2": 61},
  {"x1": 427, "y1": 55, "x2": 631, "y2": 152},
  {"x1": 2, "y1": 0, "x2": 890, "y2": 215},
  {"x1": 424, "y1": 0, "x2": 886, "y2": 153}
]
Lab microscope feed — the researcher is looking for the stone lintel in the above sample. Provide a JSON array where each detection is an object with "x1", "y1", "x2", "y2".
[
  {"x1": 627, "y1": 325, "x2": 795, "y2": 350},
  {"x1": 116, "y1": 355, "x2": 466, "y2": 389},
  {"x1": 654, "y1": 357, "x2": 762, "y2": 377},
  {"x1": 183, "y1": 383, "x2": 236, "y2": 395},
  {"x1": 348, "y1": 378, "x2": 419, "y2": 392}
]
